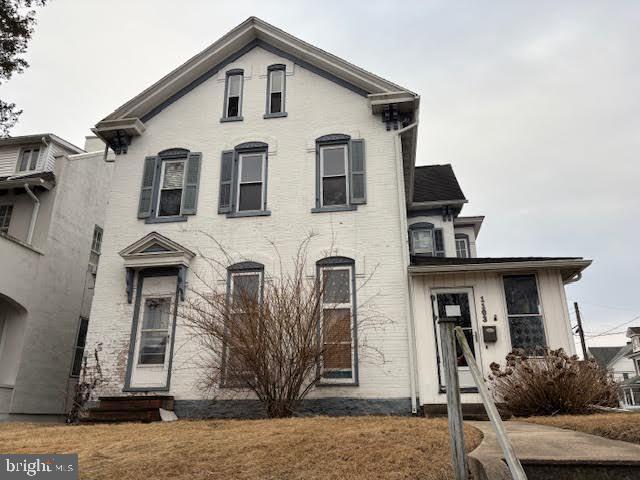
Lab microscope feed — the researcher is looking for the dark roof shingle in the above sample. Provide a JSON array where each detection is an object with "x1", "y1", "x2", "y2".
[
  {"x1": 413, "y1": 165, "x2": 466, "y2": 203},
  {"x1": 589, "y1": 346, "x2": 624, "y2": 368}
]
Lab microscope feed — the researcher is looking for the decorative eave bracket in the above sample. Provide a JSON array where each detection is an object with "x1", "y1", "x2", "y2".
[{"x1": 91, "y1": 117, "x2": 146, "y2": 155}]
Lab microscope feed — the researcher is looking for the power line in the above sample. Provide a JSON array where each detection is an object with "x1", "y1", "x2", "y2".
[{"x1": 585, "y1": 313, "x2": 640, "y2": 339}]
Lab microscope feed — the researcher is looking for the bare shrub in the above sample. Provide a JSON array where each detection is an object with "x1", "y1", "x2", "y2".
[
  {"x1": 66, "y1": 345, "x2": 103, "y2": 424},
  {"x1": 180, "y1": 233, "x2": 385, "y2": 418},
  {"x1": 489, "y1": 348, "x2": 619, "y2": 416}
]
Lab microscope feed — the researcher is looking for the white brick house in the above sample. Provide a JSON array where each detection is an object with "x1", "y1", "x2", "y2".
[{"x1": 87, "y1": 17, "x2": 591, "y2": 417}]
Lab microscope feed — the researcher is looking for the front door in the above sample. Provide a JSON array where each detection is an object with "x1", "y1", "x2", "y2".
[
  {"x1": 432, "y1": 288, "x2": 481, "y2": 390},
  {"x1": 129, "y1": 275, "x2": 177, "y2": 390}
]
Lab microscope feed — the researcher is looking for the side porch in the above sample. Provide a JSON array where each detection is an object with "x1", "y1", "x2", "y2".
[{"x1": 409, "y1": 256, "x2": 591, "y2": 411}]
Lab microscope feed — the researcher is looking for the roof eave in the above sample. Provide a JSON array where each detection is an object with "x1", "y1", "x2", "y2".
[{"x1": 409, "y1": 199, "x2": 468, "y2": 210}]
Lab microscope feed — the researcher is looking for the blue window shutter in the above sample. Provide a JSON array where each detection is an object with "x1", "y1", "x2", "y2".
[
  {"x1": 218, "y1": 150, "x2": 234, "y2": 213},
  {"x1": 181, "y1": 152, "x2": 202, "y2": 215},
  {"x1": 349, "y1": 139, "x2": 366, "y2": 204},
  {"x1": 434, "y1": 229, "x2": 445, "y2": 257},
  {"x1": 315, "y1": 145, "x2": 321, "y2": 208},
  {"x1": 138, "y1": 156, "x2": 158, "y2": 218}
]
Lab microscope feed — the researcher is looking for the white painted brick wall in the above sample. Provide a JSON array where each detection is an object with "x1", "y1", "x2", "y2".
[{"x1": 86, "y1": 47, "x2": 412, "y2": 401}]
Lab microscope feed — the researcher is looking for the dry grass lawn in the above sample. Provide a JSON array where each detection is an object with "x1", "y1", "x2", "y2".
[
  {"x1": 0, "y1": 417, "x2": 482, "y2": 480},
  {"x1": 523, "y1": 412, "x2": 640, "y2": 445}
]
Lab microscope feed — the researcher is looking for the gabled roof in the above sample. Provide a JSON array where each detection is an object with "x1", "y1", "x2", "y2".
[
  {"x1": 119, "y1": 232, "x2": 195, "y2": 269},
  {"x1": 589, "y1": 346, "x2": 626, "y2": 369},
  {"x1": 412, "y1": 165, "x2": 466, "y2": 204},
  {"x1": 95, "y1": 17, "x2": 417, "y2": 131},
  {"x1": 627, "y1": 327, "x2": 640, "y2": 337}
]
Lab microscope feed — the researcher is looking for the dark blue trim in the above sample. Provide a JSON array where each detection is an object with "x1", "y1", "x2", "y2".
[
  {"x1": 220, "y1": 116, "x2": 244, "y2": 123},
  {"x1": 228, "y1": 261, "x2": 265, "y2": 272},
  {"x1": 221, "y1": 69, "x2": 244, "y2": 121},
  {"x1": 316, "y1": 133, "x2": 351, "y2": 144},
  {"x1": 265, "y1": 63, "x2": 286, "y2": 117},
  {"x1": 158, "y1": 148, "x2": 189, "y2": 159},
  {"x1": 140, "y1": 39, "x2": 369, "y2": 123},
  {"x1": 316, "y1": 256, "x2": 355, "y2": 267},
  {"x1": 235, "y1": 141, "x2": 268, "y2": 151},
  {"x1": 263, "y1": 112, "x2": 288, "y2": 119},
  {"x1": 145, "y1": 215, "x2": 188, "y2": 224},
  {"x1": 226, "y1": 210, "x2": 271, "y2": 218}
]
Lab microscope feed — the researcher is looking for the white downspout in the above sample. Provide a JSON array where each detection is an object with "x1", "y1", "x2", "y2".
[
  {"x1": 24, "y1": 184, "x2": 40, "y2": 245},
  {"x1": 394, "y1": 121, "x2": 419, "y2": 414}
]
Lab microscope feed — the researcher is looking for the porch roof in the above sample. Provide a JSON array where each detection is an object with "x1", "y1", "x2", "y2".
[{"x1": 408, "y1": 256, "x2": 592, "y2": 281}]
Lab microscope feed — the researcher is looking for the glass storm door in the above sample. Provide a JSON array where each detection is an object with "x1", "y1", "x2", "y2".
[{"x1": 432, "y1": 289, "x2": 481, "y2": 390}]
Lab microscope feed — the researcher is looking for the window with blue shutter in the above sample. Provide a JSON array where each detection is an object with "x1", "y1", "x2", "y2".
[
  {"x1": 138, "y1": 148, "x2": 202, "y2": 223},
  {"x1": 312, "y1": 135, "x2": 366, "y2": 213},
  {"x1": 218, "y1": 151, "x2": 234, "y2": 213}
]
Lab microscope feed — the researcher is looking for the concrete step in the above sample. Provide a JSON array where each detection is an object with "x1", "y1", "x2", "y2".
[
  {"x1": 521, "y1": 459, "x2": 640, "y2": 480},
  {"x1": 98, "y1": 395, "x2": 174, "y2": 410}
]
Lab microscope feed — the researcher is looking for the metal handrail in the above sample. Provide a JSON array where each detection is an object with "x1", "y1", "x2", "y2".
[{"x1": 453, "y1": 325, "x2": 527, "y2": 480}]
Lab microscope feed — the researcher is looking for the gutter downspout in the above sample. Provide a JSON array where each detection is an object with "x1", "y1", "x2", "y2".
[
  {"x1": 394, "y1": 121, "x2": 419, "y2": 414},
  {"x1": 24, "y1": 184, "x2": 40, "y2": 245}
]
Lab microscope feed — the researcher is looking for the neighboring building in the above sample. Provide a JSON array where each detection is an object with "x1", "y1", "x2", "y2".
[
  {"x1": 86, "y1": 17, "x2": 591, "y2": 418},
  {"x1": 620, "y1": 327, "x2": 640, "y2": 409},
  {"x1": 0, "y1": 134, "x2": 113, "y2": 420},
  {"x1": 589, "y1": 345, "x2": 636, "y2": 382}
]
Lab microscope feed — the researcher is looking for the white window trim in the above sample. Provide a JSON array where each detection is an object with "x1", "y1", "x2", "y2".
[
  {"x1": 412, "y1": 227, "x2": 435, "y2": 255},
  {"x1": 320, "y1": 265, "x2": 355, "y2": 384},
  {"x1": 236, "y1": 152, "x2": 266, "y2": 212},
  {"x1": 456, "y1": 237, "x2": 469, "y2": 258},
  {"x1": 137, "y1": 296, "x2": 174, "y2": 367},
  {"x1": 320, "y1": 144, "x2": 349, "y2": 208},
  {"x1": 268, "y1": 69, "x2": 284, "y2": 114},
  {"x1": 225, "y1": 73, "x2": 243, "y2": 118},
  {"x1": 501, "y1": 273, "x2": 549, "y2": 352},
  {"x1": 156, "y1": 159, "x2": 186, "y2": 218},
  {"x1": 16, "y1": 146, "x2": 42, "y2": 173}
]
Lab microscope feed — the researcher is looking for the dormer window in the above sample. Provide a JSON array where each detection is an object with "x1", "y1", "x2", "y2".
[
  {"x1": 409, "y1": 223, "x2": 445, "y2": 256},
  {"x1": 455, "y1": 234, "x2": 470, "y2": 258},
  {"x1": 17, "y1": 147, "x2": 40, "y2": 172},
  {"x1": 222, "y1": 70, "x2": 244, "y2": 121}
]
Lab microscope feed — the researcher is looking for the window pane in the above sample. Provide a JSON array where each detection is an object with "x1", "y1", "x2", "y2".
[
  {"x1": 240, "y1": 155, "x2": 263, "y2": 182},
  {"x1": 139, "y1": 332, "x2": 168, "y2": 364},
  {"x1": 238, "y1": 183, "x2": 262, "y2": 211},
  {"x1": 227, "y1": 97, "x2": 239, "y2": 117},
  {"x1": 270, "y1": 70, "x2": 283, "y2": 92},
  {"x1": 509, "y1": 315, "x2": 547, "y2": 352},
  {"x1": 503, "y1": 275, "x2": 540, "y2": 314},
  {"x1": 456, "y1": 239, "x2": 468, "y2": 258},
  {"x1": 158, "y1": 189, "x2": 182, "y2": 216},
  {"x1": 270, "y1": 92, "x2": 282, "y2": 113},
  {"x1": 142, "y1": 298, "x2": 171, "y2": 330},
  {"x1": 323, "y1": 308, "x2": 351, "y2": 343},
  {"x1": 233, "y1": 274, "x2": 260, "y2": 304},
  {"x1": 228, "y1": 74, "x2": 242, "y2": 97},
  {"x1": 163, "y1": 162, "x2": 184, "y2": 188},
  {"x1": 71, "y1": 347, "x2": 84, "y2": 376},
  {"x1": 29, "y1": 149, "x2": 39, "y2": 170},
  {"x1": 76, "y1": 318, "x2": 89, "y2": 348},
  {"x1": 323, "y1": 343, "x2": 352, "y2": 370},
  {"x1": 322, "y1": 147, "x2": 346, "y2": 176},
  {"x1": 322, "y1": 177, "x2": 347, "y2": 206},
  {"x1": 19, "y1": 150, "x2": 30, "y2": 171},
  {"x1": 323, "y1": 269, "x2": 350, "y2": 304},
  {"x1": 0, "y1": 205, "x2": 12, "y2": 232},
  {"x1": 412, "y1": 229, "x2": 434, "y2": 253}
]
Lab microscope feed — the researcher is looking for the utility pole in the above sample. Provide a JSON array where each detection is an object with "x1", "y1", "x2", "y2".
[{"x1": 574, "y1": 302, "x2": 588, "y2": 359}]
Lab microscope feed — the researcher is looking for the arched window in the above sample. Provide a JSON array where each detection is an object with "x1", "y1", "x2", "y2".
[
  {"x1": 265, "y1": 64, "x2": 287, "y2": 118},
  {"x1": 409, "y1": 222, "x2": 445, "y2": 256},
  {"x1": 316, "y1": 256, "x2": 358, "y2": 385}
]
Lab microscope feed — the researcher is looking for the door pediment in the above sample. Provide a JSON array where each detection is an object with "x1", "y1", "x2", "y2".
[{"x1": 119, "y1": 231, "x2": 195, "y2": 269}]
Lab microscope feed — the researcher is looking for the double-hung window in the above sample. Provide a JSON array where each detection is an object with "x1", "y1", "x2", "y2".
[
  {"x1": 318, "y1": 257, "x2": 357, "y2": 384},
  {"x1": 137, "y1": 149, "x2": 202, "y2": 223},
  {"x1": 237, "y1": 152, "x2": 266, "y2": 212},
  {"x1": 139, "y1": 297, "x2": 172, "y2": 365},
  {"x1": 223, "y1": 70, "x2": 244, "y2": 121},
  {"x1": 265, "y1": 64, "x2": 286, "y2": 118},
  {"x1": 91, "y1": 225, "x2": 103, "y2": 254},
  {"x1": 0, "y1": 205, "x2": 13, "y2": 234},
  {"x1": 71, "y1": 317, "x2": 89, "y2": 376},
  {"x1": 314, "y1": 135, "x2": 366, "y2": 212},
  {"x1": 17, "y1": 147, "x2": 40, "y2": 172},
  {"x1": 224, "y1": 263, "x2": 264, "y2": 386},
  {"x1": 409, "y1": 223, "x2": 445, "y2": 256},
  {"x1": 455, "y1": 234, "x2": 470, "y2": 258},
  {"x1": 503, "y1": 274, "x2": 547, "y2": 353}
]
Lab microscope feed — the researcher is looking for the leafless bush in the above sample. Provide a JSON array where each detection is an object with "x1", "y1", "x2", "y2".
[
  {"x1": 489, "y1": 348, "x2": 619, "y2": 416},
  {"x1": 66, "y1": 345, "x2": 103, "y2": 424},
  {"x1": 179, "y1": 233, "x2": 385, "y2": 418}
]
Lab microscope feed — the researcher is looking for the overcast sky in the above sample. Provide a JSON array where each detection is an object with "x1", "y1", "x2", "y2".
[{"x1": 3, "y1": 0, "x2": 639, "y2": 348}]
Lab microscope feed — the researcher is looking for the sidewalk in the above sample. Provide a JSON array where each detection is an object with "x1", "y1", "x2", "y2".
[{"x1": 468, "y1": 421, "x2": 640, "y2": 480}]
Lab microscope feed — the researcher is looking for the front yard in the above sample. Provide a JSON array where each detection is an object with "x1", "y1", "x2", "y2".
[
  {"x1": 0, "y1": 417, "x2": 482, "y2": 480},
  {"x1": 523, "y1": 412, "x2": 640, "y2": 444}
]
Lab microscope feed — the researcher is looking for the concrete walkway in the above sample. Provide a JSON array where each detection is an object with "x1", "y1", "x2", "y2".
[{"x1": 468, "y1": 421, "x2": 640, "y2": 480}]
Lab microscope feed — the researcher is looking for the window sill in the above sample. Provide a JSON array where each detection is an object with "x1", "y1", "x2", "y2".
[
  {"x1": 263, "y1": 112, "x2": 288, "y2": 119},
  {"x1": 145, "y1": 215, "x2": 188, "y2": 224},
  {"x1": 317, "y1": 381, "x2": 359, "y2": 387},
  {"x1": 220, "y1": 116, "x2": 244, "y2": 123},
  {"x1": 439, "y1": 386, "x2": 478, "y2": 394},
  {"x1": 226, "y1": 210, "x2": 272, "y2": 218},
  {"x1": 311, "y1": 205, "x2": 357, "y2": 213}
]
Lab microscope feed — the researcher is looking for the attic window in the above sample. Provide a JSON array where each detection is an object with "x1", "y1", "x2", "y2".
[
  {"x1": 265, "y1": 64, "x2": 287, "y2": 118},
  {"x1": 223, "y1": 70, "x2": 244, "y2": 121}
]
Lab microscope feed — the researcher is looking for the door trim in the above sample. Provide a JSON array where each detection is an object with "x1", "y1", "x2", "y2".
[
  {"x1": 431, "y1": 287, "x2": 481, "y2": 394},
  {"x1": 123, "y1": 268, "x2": 179, "y2": 393}
]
